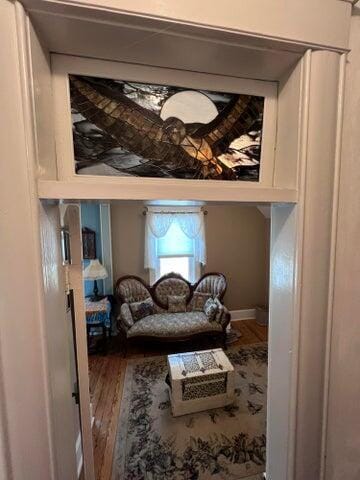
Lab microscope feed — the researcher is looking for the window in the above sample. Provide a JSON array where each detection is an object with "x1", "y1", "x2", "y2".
[
  {"x1": 144, "y1": 207, "x2": 206, "y2": 284},
  {"x1": 159, "y1": 257, "x2": 190, "y2": 280},
  {"x1": 156, "y1": 221, "x2": 197, "y2": 282}
]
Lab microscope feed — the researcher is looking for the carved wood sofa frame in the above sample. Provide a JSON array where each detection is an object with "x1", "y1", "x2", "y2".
[{"x1": 114, "y1": 272, "x2": 230, "y2": 355}]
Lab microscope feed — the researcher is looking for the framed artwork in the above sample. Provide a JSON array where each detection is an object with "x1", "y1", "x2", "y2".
[
  {"x1": 82, "y1": 227, "x2": 96, "y2": 259},
  {"x1": 70, "y1": 75, "x2": 264, "y2": 181},
  {"x1": 52, "y1": 55, "x2": 278, "y2": 196}
]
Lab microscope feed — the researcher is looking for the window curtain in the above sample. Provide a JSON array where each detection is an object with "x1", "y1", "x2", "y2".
[{"x1": 144, "y1": 207, "x2": 206, "y2": 270}]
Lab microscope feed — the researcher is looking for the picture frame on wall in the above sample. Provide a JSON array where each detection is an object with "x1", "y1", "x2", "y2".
[{"x1": 82, "y1": 227, "x2": 96, "y2": 259}]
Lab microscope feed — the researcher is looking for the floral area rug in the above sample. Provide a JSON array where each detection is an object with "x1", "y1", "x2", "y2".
[{"x1": 112, "y1": 343, "x2": 267, "y2": 480}]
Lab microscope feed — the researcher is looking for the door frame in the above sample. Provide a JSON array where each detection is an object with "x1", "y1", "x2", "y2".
[
  {"x1": 40, "y1": 50, "x2": 345, "y2": 480},
  {"x1": 0, "y1": 2, "x2": 346, "y2": 477},
  {"x1": 64, "y1": 204, "x2": 96, "y2": 480},
  {"x1": 66, "y1": 199, "x2": 298, "y2": 480}
]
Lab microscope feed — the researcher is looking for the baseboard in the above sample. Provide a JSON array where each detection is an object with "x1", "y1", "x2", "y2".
[
  {"x1": 76, "y1": 431, "x2": 83, "y2": 478},
  {"x1": 230, "y1": 309, "x2": 256, "y2": 321}
]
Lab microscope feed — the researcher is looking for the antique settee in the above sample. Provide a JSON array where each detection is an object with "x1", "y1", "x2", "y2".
[{"x1": 115, "y1": 272, "x2": 230, "y2": 353}]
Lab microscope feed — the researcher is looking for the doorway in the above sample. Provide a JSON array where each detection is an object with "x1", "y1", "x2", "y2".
[{"x1": 51, "y1": 199, "x2": 297, "y2": 480}]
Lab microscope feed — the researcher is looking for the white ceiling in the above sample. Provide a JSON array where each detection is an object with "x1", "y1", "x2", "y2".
[{"x1": 29, "y1": 10, "x2": 302, "y2": 81}]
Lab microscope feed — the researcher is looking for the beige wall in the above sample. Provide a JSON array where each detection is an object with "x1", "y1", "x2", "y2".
[
  {"x1": 111, "y1": 203, "x2": 148, "y2": 284},
  {"x1": 111, "y1": 202, "x2": 269, "y2": 310},
  {"x1": 205, "y1": 205, "x2": 269, "y2": 310}
]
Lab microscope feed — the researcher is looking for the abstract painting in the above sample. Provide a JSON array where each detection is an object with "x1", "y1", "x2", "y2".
[{"x1": 70, "y1": 75, "x2": 264, "y2": 181}]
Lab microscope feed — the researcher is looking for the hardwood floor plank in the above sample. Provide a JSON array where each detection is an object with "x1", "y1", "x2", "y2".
[
  {"x1": 95, "y1": 357, "x2": 122, "y2": 472},
  {"x1": 89, "y1": 355, "x2": 105, "y2": 397},
  {"x1": 91, "y1": 360, "x2": 108, "y2": 435},
  {"x1": 98, "y1": 358, "x2": 125, "y2": 480},
  {"x1": 93, "y1": 358, "x2": 121, "y2": 477},
  {"x1": 242, "y1": 319, "x2": 268, "y2": 342},
  {"x1": 232, "y1": 320, "x2": 260, "y2": 344}
]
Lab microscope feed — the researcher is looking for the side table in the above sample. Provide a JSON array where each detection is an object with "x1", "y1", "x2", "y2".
[{"x1": 85, "y1": 296, "x2": 111, "y2": 354}]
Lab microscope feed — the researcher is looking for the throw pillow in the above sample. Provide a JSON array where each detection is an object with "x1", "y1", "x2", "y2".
[
  {"x1": 168, "y1": 294, "x2": 187, "y2": 313},
  {"x1": 190, "y1": 292, "x2": 212, "y2": 311},
  {"x1": 204, "y1": 297, "x2": 218, "y2": 322},
  {"x1": 129, "y1": 297, "x2": 154, "y2": 321}
]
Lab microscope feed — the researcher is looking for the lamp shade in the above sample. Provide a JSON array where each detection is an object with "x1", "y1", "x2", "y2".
[{"x1": 83, "y1": 259, "x2": 108, "y2": 280}]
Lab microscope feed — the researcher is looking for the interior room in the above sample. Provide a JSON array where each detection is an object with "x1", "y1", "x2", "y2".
[{"x1": 79, "y1": 200, "x2": 270, "y2": 479}]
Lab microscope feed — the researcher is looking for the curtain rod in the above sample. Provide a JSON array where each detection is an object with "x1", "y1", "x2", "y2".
[{"x1": 142, "y1": 207, "x2": 208, "y2": 216}]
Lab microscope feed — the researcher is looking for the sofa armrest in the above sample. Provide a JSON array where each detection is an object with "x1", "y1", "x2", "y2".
[
  {"x1": 213, "y1": 298, "x2": 231, "y2": 330},
  {"x1": 221, "y1": 306, "x2": 231, "y2": 330},
  {"x1": 118, "y1": 303, "x2": 134, "y2": 330}
]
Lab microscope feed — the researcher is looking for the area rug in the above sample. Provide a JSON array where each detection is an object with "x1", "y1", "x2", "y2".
[{"x1": 112, "y1": 343, "x2": 267, "y2": 480}]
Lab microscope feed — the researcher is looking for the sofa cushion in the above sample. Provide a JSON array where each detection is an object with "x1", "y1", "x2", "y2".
[
  {"x1": 168, "y1": 294, "x2": 187, "y2": 313},
  {"x1": 129, "y1": 297, "x2": 154, "y2": 321},
  {"x1": 127, "y1": 312, "x2": 222, "y2": 338},
  {"x1": 189, "y1": 292, "x2": 212, "y2": 311},
  {"x1": 153, "y1": 276, "x2": 191, "y2": 307}
]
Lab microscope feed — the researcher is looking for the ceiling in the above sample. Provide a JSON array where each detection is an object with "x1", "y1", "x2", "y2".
[{"x1": 29, "y1": 10, "x2": 302, "y2": 82}]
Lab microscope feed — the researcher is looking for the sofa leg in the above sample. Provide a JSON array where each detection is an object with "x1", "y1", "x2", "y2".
[
  {"x1": 222, "y1": 332, "x2": 227, "y2": 351},
  {"x1": 122, "y1": 336, "x2": 128, "y2": 358},
  {"x1": 117, "y1": 331, "x2": 128, "y2": 358}
]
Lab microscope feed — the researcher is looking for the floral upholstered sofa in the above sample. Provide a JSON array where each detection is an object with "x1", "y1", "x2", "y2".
[{"x1": 115, "y1": 272, "x2": 230, "y2": 352}]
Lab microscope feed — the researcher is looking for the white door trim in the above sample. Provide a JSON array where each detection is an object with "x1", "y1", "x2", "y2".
[{"x1": 65, "y1": 205, "x2": 96, "y2": 480}]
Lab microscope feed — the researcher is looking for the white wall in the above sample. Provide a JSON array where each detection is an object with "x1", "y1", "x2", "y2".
[{"x1": 0, "y1": 2, "x2": 54, "y2": 478}]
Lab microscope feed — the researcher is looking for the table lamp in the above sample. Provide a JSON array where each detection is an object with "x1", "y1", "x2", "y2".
[{"x1": 83, "y1": 259, "x2": 108, "y2": 301}]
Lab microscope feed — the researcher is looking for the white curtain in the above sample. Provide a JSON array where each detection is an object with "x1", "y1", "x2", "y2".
[{"x1": 144, "y1": 207, "x2": 206, "y2": 270}]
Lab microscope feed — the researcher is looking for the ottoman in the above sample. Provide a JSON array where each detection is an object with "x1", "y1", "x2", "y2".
[{"x1": 167, "y1": 348, "x2": 235, "y2": 417}]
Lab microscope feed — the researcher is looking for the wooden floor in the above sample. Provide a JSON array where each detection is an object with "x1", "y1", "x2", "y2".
[{"x1": 88, "y1": 319, "x2": 268, "y2": 480}]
